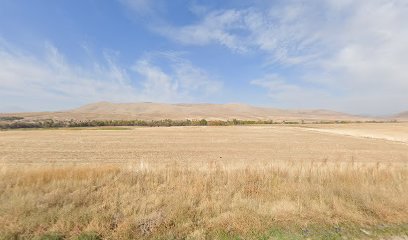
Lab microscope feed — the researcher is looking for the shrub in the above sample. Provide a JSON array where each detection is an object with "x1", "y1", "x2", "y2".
[
  {"x1": 199, "y1": 119, "x2": 208, "y2": 126},
  {"x1": 0, "y1": 116, "x2": 24, "y2": 121},
  {"x1": 38, "y1": 233, "x2": 65, "y2": 240},
  {"x1": 75, "y1": 232, "x2": 102, "y2": 240}
]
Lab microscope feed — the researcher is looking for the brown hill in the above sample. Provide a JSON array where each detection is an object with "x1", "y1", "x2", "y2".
[
  {"x1": 0, "y1": 102, "x2": 369, "y2": 122},
  {"x1": 395, "y1": 111, "x2": 408, "y2": 120}
]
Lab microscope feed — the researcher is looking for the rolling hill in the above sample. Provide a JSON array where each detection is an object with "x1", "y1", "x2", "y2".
[
  {"x1": 395, "y1": 111, "x2": 408, "y2": 120},
  {"x1": 0, "y1": 102, "x2": 370, "y2": 122}
]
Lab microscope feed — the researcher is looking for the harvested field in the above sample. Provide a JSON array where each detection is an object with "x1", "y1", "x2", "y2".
[
  {"x1": 300, "y1": 123, "x2": 408, "y2": 144},
  {"x1": 1, "y1": 124, "x2": 408, "y2": 239}
]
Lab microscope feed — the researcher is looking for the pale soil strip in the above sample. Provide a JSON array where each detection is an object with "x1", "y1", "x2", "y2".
[
  {"x1": 299, "y1": 127, "x2": 408, "y2": 145},
  {"x1": 382, "y1": 237, "x2": 408, "y2": 240}
]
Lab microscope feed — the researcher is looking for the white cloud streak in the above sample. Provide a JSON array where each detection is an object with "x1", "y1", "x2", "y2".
[
  {"x1": 0, "y1": 41, "x2": 221, "y2": 112},
  {"x1": 157, "y1": 9, "x2": 248, "y2": 53},
  {"x1": 250, "y1": 74, "x2": 332, "y2": 110},
  {"x1": 0, "y1": 41, "x2": 138, "y2": 112},
  {"x1": 154, "y1": 0, "x2": 408, "y2": 114},
  {"x1": 133, "y1": 52, "x2": 222, "y2": 102}
]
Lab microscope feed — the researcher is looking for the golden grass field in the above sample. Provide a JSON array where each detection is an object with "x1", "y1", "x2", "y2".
[{"x1": 1, "y1": 123, "x2": 408, "y2": 239}]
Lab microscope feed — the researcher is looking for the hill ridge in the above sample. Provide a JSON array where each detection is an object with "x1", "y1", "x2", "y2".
[
  {"x1": 1, "y1": 102, "x2": 375, "y2": 122},
  {"x1": 66, "y1": 102, "x2": 364, "y2": 121},
  {"x1": 395, "y1": 111, "x2": 408, "y2": 119}
]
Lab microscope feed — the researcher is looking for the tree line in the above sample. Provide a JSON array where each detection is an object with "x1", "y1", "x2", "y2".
[
  {"x1": 0, "y1": 119, "x2": 276, "y2": 129},
  {"x1": 0, "y1": 118, "x2": 396, "y2": 129}
]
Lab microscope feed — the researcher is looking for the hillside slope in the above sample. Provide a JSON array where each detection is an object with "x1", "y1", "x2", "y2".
[
  {"x1": 65, "y1": 102, "x2": 366, "y2": 121},
  {"x1": 395, "y1": 111, "x2": 408, "y2": 120},
  {"x1": 0, "y1": 102, "x2": 370, "y2": 122}
]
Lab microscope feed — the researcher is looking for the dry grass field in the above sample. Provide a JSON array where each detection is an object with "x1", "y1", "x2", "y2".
[
  {"x1": 1, "y1": 124, "x2": 408, "y2": 239},
  {"x1": 301, "y1": 123, "x2": 408, "y2": 144}
]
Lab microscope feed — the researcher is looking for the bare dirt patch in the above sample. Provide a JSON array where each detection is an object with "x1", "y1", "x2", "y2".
[{"x1": 300, "y1": 123, "x2": 408, "y2": 144}]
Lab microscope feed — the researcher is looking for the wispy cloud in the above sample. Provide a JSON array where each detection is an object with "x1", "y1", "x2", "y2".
[
  {"x1": 156, "y1": 9, "x2": 248, "y2": 53},
  {"x1": 250, "y1": 74, "x2": 332, "y2": 109},
  {"x1": 0, "y1": 40, "x2": 221, "y2": 112},
  {"x1": 0, "y1": 40, "x2": 139, "y2": 112},
  {"x1": 133, "y1": 51, "x2": 222, "y2": 102},
  {"x1": 151, "y1": 0, "x2": 408, "y2": 114},
  {"x1": 155, "y1": 5, "x2": 322, "y2": 63},
  {"x1": 2, "y1": 1, "x2": 407, "y2": 114}
]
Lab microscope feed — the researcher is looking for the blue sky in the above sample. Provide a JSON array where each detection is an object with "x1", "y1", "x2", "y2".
[{"x1": 1, "y1": 0, "x2": 407, "y2": 115}]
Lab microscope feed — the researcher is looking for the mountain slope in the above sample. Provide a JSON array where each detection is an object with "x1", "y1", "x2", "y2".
[
  {"x1": 0, "y1": 102, "x2": 370, "y2": 122},
  {"x1": 395, "y1": 111, "x2": 408, "y2": 120},
  {"x1": 66, "y1": 102, "x2": 365, "y2": 121}
]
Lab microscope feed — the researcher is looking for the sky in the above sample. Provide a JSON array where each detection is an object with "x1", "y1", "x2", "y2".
[{"x1": 0, "y1": 0, "x2": 407, "y2": 115}]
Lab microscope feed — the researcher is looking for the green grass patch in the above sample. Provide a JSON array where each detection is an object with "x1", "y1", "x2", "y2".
[
  {"x1": 37, "y1": 233, "x2": 65, "y2": 240},
  {"x1": 75, "y1": 232, "x2": 102, "y2": 240},
  {"x1": 0, "y1": 116, "x2": 24, "y2": 121}
]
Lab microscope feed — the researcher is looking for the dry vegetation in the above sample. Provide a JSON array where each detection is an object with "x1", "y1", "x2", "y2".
[
  {"x1": 0, "y1": 102, "x2": 370, "y2": 122},
  {"x1": 300, "y1": 123, "x2": 408, "y2": 144},
  {"x1": 1, "y1": 124, "x2": 408, "y2": 239}
]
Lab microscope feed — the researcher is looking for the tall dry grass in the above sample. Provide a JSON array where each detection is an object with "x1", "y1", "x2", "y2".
[{"x1": 1, "y1": 161, "x2": 408, "y2": 239}]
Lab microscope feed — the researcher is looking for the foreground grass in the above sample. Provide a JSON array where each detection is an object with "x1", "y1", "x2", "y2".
[{"x1": 1, "y1": 162, "x2": 408, "y2": 239}]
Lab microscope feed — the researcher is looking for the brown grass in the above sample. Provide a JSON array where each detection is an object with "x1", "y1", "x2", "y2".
[
  {"x1": 301, "y1": 123, "x2": 408, "y2": 144},
  {"x1": 1, "y1": 162, "x2": 408, "y2": 239},
  {"x1": 1, "y1": 124, "x2": 408, "y2": 239}
]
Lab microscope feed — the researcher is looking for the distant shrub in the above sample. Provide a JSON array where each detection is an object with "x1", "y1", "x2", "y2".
[
  {"x1": 0, "y1": 118, "x2": 393, "y2": 130},
  {"x1": 0, "y1": 122, "x2": 41, "y2": 129},
  {"x1": 76, "y1": 232, "x2": 102, "y2": 240},
  {"x1": 39, "y1": 233, "x2": 65, "y2": 240},
  {"x1": 0, "y1": 116, "x2": 24, "y2": 121},
  {"x1": 199, "y1": 119, "x2": 208, "y2": 126},
  {"x1": 208, "y1": 120, "x2": 228, "y2": 126},
  {"x1": 282, "y1": 121, "x2": 299, "y2": 124}
]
